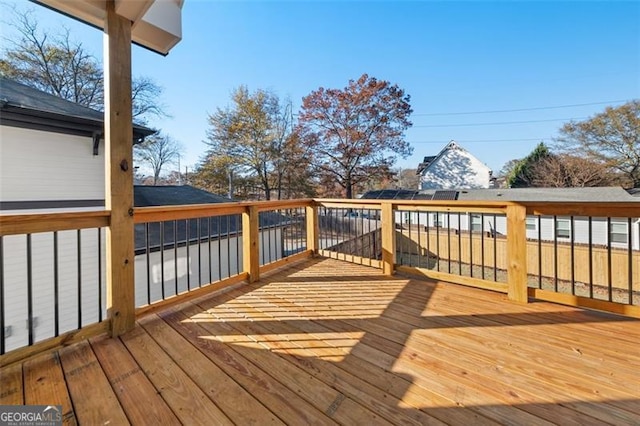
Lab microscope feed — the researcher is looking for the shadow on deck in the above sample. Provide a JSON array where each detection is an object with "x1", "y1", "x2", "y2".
[{"x1": 1, "y1": 257, "x2": 639, "y2": 425}]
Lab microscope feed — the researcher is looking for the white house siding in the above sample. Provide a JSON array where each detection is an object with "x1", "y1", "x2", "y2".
[
  {"x1": 419, "y1": 145, "x2": 492, "y2": 190},
  {"x1": 2, "y1": 227, "x2": 283, "y2": 351},
  {"x1": 134, "y1": 228, "x2": 282, "y2": 307},
  {"x1": 2, "y1": 230, "x2": 105, "y2": 352},
  {"x1": 396, "y1": 211, "x2": 640, "y2": 251},
  {"x1": 0, "y1": 126, "x2": 104, "y2": 202}
]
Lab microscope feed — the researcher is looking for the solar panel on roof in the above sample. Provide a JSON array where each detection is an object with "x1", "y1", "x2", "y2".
[
  {"x1": 432, "y1": 190, "x2": 459, "y2": 200},
  {"x1": 413, "y1": 193, "x2": 433, "y2": 200}
]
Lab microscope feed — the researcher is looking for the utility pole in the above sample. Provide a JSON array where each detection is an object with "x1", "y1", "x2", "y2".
[{"x1": 228, "y1": 168, "x2": 234, "y2": 199}]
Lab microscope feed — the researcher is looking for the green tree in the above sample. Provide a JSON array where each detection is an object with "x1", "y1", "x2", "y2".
[
  {"x1": 204, "y1": 86, "x2": 307, "y2": 200},
  {"x1": 507, "y1": 142, "x2": 552, "y2": 188},
  {"x1": 555, "y1": 100, "x2": 640, "y2": 187},
  {"x1": 297, "y1": 74, "x2": 413, "y2": 198},
  {"x1": 0, "y1": 6, "x2": 165, "y2": 123}
]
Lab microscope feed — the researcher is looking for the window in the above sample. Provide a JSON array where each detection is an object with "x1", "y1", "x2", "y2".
[
  {"x1": 432, "y1": 213, "x2": 443, "y2": 227},
  {"x1": 555, "y1": 218, "x2": 571, "y2": 239},
  {"x1": 526, "y1": 217, "x2": 537, "y2": 231},
  {"x1": 610, "y1": 221, "x2": 628, "y2": 244},
  {"x1": 470, "y1": 214, "x2": 482, "y2": 232}
]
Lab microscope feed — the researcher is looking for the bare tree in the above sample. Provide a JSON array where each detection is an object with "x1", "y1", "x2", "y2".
[
  {"x1": 0, "y1": 5, "x2": 166, "y2": 123},
  {"x1": 393, "y1": 168, "x2": 421, "y2": 189},
  {"x1": 530, "y1": 154, "x2": 621, "y2": 187},
  {"x1": 134, "y1": 134, "x2": 183, "y2": 185},
  {"x1": 555, "y1": 100, "x2": 640, "y2": 187}
]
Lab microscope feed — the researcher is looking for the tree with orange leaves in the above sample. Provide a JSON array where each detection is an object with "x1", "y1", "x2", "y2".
[{"x1": 297, "y1": 74, "x2": 413, "y2": 198}]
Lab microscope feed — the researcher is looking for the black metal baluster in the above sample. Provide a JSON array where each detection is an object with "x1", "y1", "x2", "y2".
[
  {"x1": 553, "y1": 216, "x2": 558, "y2": 292},
  {"x1": 145, "y1": 223, "x2": 151, "y2": 305},
  {"x1": 538, "y1": 216, "x2": 542, "y2": 289},
  {"x1": 628, "y1": 217, "x2": 633, "y2": 305},
  {"x1": 607, "y1": 217, "x2": 613, "y2": 302},
  {"x1": 208, "y1": 217, "x2": 213, "y2": 285},
  {"x1": 447, "y1": 212, "x2": 451, "y2": 274},
  {"x1": 173, "y1": 221, "x2": 178, "y2": 296},
  {"x1": 27, "y1": 234, "x2": 34, "y2": 345},
  {"x1": 53, "y1": 232, "x2": 59, "y2": 336},
  {"x1": 588, "y1": 217, "x2": 593, "y2": 298},
  {"x1": 0, "y1": 236, "x2": 4, "y2": 354},
  {"x1": 98, "y1": 228, "x2": 102, "y2": 322},
  {"x1": 469, "y1": 213, "x2": 473, "y2": 278},
  {"x1": 77, "y1": 230, "x2": 82, "y2": 330},
  {"x1": 160, "y1": 222, "x2": 165, "y2": 300},
  {"x1": 570, "y1": 216, "x2": 575, "y2": 295},
  {"x1": 480, "y1": 214, "x2": 485, "y2": 280},
  {"x1": 492, "y1": 214, "x2": 497, "y2": 281},
  {"x1": 186, "y1": 219, "x2": 191, "y2": 291}
]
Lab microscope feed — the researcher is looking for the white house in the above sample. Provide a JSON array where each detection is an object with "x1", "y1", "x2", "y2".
[
  {"x1": 132, "y1": 185, "x2": 287, "y2": 308},
  {"x1": 0, "y1": 77, "x2": 154, "y2": 211},
  {"x1": 362, "y1": 187, "x2": 640, "y2": 251},
  {"x1": 417, "y1": 141, "x2": 493, "y2": 190},
  {"x1": 1, "y1": 77, "x2": 154, "y2": 351}
]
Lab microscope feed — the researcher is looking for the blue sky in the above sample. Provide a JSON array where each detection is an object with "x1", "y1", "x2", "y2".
[{"x1": 3, "y1": 1, "x2": 640, "y2": 176}]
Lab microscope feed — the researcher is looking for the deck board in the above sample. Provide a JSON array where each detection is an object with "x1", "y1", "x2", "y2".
[
  {"x1": 58, "y1": 341, "x2": 129, "y2": 425},
  {"x1": 0, "y1": 362, "x2": 23, "y2": 405},
  {"x1": 23, "y1": 352, "x2": 77, "y2": 425},
  {"x1": 89, "y1": 335, "x2": 179, "y2": 425},
  {"x1": 2, "y1": 257, "x2": 639, "y2": 425}
]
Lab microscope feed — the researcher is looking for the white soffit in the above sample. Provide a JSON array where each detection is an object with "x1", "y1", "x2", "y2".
[{"x1": 31, "y1": 0, "x2": 183, "y2": 55}]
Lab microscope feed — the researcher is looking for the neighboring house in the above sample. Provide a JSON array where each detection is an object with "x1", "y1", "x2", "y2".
[
  {"x1": 417, "y1": 141, "x2": 493, "y2": 190},
  {"x1": 361, "y1": 187, "x2": 640, "y2": 250},
  {"x1": 133, "y1": 185, "x2": 290, "y2": 307},
  {"x1": 0, "y1": 78, "x2": 155, "y2": 351},
  {"x1": 0, "y1": 77, "x2": 154, "y2": 211},
  {"x1": 2, "y1": 183, "x2": 292, "y2": 351}
]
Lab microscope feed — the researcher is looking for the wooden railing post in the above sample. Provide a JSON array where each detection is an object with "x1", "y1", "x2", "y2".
[
  {"x1": 506, "y1": 204, "x2": 528, "y2": 303},
  {"x1": 104, "y1": 0, "x2": 135, "y2": 336},
  {"x1": 243, "y1": 205, "x2": 260, "y2": 283},
  {"x1": 306, "y1": 204, "x2": 319, "y2": 255},
  {"x1": 381, "y1": 202, "x2": 396, "y2": 275}
]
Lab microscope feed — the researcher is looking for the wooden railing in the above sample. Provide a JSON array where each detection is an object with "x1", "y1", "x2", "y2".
[{"x1": 1, "y1": 198, "x2": 638, "y2": 364}]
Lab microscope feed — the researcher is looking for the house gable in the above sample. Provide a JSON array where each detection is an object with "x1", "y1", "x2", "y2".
[{"x1": 418, "y1": 141, "x2": 492, "y2": 190}]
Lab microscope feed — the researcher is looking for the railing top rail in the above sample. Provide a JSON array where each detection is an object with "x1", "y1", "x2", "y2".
[
  {"x1": 524, "y1": 202, "x2": 640, "y2": 217},
  {"x1": 2, "y1": 198, "x2": 638, "y2": 235},
  {"x1": 134, "y1": 199, "x2": 315, "y2": 223},
  {"x1": 314, "y1": 198, "x2": 515, "y2": 209},
  {"x1": 0, "y1": 210, "x2": 110, "y2": 236}
]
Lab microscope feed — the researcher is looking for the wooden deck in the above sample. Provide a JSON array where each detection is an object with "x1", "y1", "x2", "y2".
[{"x1": 1, "y1": 257, "x2": 640, "y2": 425}]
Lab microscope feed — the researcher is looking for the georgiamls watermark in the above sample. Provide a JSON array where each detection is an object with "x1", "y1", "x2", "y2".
[{"x1": 0, "y1": 405, "x2": 62, "y2": 426}]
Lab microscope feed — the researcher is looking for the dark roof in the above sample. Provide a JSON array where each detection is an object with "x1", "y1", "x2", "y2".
[
  {"x1": 134, "y1": 185, "x2": 232, "y2": 207},
  {"x1": 0, "y1": 77, "x2": 154, "y2": 142},
  {"x1": 456, "y1": 187, "x2": 640, "y2": 202},
  {"x1": 627, "y1": 188, "x2": 640, "y2": 198},
  {"x1": 361, "y1": 189, "x2": 432, "y2": 200},
  {"x1": 133, "y1": 185, "x2": 292, "y2": 252},
  {"x1": 363, "y1": 187, "x2": 640, "y2": 203},
  {"x1": 416, "y1": 156, "x2": 436, "y2": 175}
]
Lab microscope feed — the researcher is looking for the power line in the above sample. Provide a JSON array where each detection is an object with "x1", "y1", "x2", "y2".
[
  {"x1": 412, "y1": 117, "x2": 587, "y2": 128},
  {"x1": 411, "y1": 100, "x2": 630, "y2": 116},
  {"x1": 408, "y1": 138, "x2": 549, "y2": 144}
]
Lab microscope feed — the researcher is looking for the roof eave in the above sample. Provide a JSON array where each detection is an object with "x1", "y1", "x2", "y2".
[{"x1": 30, "y1": 0, "x2": 183, "y2": 56}]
